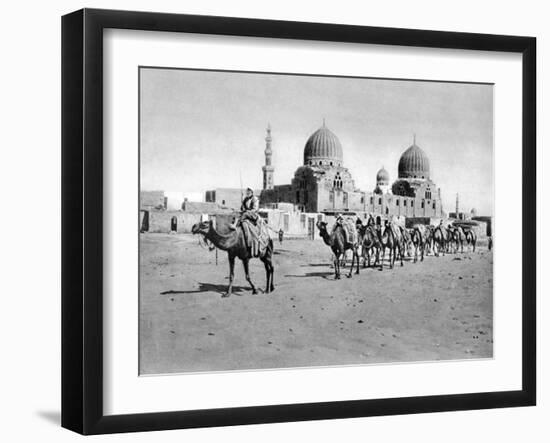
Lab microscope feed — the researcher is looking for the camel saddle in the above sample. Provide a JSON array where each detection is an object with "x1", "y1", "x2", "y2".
[
  {"x1": 241, "y1": 218, "x2": 270, "y2": 257},
  {"x1": 334, "y1": 217, "x2": 358, "y2": 245}
]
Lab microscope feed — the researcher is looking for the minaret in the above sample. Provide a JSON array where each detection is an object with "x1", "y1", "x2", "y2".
[
  {"x1": 455, "y1": 193, "x2": 459, "y2": 217},
  {"x1": 262, "y1": 124, "x2": 274, "y2": 190}
]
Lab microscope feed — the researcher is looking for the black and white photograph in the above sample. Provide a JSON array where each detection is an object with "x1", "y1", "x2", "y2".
[{"x1": 139, "y1": 67, "x2": 494, "y2": 375}]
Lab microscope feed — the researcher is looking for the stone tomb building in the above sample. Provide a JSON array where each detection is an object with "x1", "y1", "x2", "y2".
[{"x1": 260, "y1": 123, "x2": 444, "y2": 218}]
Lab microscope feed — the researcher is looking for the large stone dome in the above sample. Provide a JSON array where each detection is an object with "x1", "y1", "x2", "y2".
[
  {"x1": 398, "y1": 142, "x2": 430, "y2": 179},
  {"x1": 303, "y1": 122, "x2": 343, "y2": 167}
]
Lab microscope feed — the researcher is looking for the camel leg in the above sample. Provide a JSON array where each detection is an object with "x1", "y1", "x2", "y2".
[
  {"x1": 242, "y1": 258, "x2": 258, "y2": 294},
  {"x1": 262, "y1": 257, "x2": 274, "y2": 293},
  {"x1": 223, "y1": 254, "x2": 236, "y2": 297},
  {"x1": 347, "y1": 249, "x2": 354, "y2": 278},
  {"x1": 269, "y1": 261, "x2": 275, "y2": 292},
  {"x1": 335, "y1": 255, "x2": 341, "y2": 279},
  {"x1": 262, "y1": 258, "x2": 270, "y2": 293},
  {"x1": 355, "y1": 248, "x2": 360, "y2": 274},
  {"x1": 380, "y1": 247, "x2": 385, "y2": 270}
]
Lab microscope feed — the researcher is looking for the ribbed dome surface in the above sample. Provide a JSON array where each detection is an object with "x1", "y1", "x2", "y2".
[
  {"x1": 398, "y1": 144, "x2": 430, "y2": 179},
  {"x1": 376, "y1": 167, "x2": 390, "y2": 184},
  {"x1": 303, "y1": 123, "x2": 343, "y2": 166}
]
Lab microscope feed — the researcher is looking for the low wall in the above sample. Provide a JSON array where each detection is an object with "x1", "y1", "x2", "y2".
[{"x1": 146, "y1": 211, "x2": 202, "y2": 233}]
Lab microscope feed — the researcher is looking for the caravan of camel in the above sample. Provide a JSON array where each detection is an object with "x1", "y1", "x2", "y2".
[
  {"x1": 191, "y1": 215, "x2": 480, "y2": 297},
  {"x1": 317, "y1": 215, "x2": 478, "y2": 280}
]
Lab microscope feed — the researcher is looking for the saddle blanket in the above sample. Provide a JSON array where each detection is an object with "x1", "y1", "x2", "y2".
[
  {"x1": 334, "y1": 217, "x2": 358, "y2": 245},
  {"x1": 241, "y1": 218, "x2": 270, "y2": 257}
]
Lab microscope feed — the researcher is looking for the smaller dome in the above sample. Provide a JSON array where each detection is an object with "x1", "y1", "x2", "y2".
[{"x1": 376, "y1": 167, "x2": 390, "y2": 184}]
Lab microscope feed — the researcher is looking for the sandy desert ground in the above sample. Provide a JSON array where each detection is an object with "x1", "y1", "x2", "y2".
[{"x1": 139, "y1": 234, "x2": 493, "y2": 375}]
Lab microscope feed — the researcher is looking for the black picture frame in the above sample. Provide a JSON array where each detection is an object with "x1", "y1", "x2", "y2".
[{"x1": 62, "y1": 8, "x2": 536, "y2": 435}]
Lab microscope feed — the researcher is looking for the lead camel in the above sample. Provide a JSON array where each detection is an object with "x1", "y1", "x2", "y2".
[{"x1": 191, "y1": 220, "x2": 274, "y2": 297}]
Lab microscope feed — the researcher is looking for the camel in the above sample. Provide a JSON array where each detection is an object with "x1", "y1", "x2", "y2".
[
  {"x1": 376, "y1": 222, "x2": 404, "y2": 270},
  {"x1": 399, "y1": 226, "x2": 413, "y2": 258},
  {"x1": 316, "y1": 220, "x2": 360, "y2": 279},
  {"x1": 423, "y1": 225, "x2": 435, "y2": 256},
  {"x1": 191, "y1": 219, "x2": 274, "y2": 297},
  {"x1": 410, "y1": 225, "x2": 428, "y2": 263},
  {"x1": 450, "y1": 225, "x2": 466, "y2": 253},
  {"x1": 358, "y1": 224, "x2": 381, "y2": 268},
  {"x1": 464, "y1": 228, "x2": 477, "y2": 252},
  {"x1": 432, "y1": 225, "x2": 449, "y2": 257}
]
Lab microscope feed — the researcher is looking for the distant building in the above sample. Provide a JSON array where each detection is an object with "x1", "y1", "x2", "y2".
[
  {"x1": 140, "y1": 190, "x2": 166, "y2": 210},
  {"x1": 205, "y1": 188, "x2": 261, "y2": 211},
  {"x1": 259, "y1": 123, "x2": 444, "y2": 218}
]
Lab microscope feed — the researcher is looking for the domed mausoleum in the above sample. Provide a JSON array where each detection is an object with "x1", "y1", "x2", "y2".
[
  {"x1": 259, "y1": 125, "x2": 443, "y2": 218},
  {"x1": 260, "y1": 122, "x2": 364, "y2": 213}
]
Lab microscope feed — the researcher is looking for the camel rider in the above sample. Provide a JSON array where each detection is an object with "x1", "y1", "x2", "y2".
[
  {"x1": 366, "y1": 213, "x2": 375, "y2": 227},
  {"x1": 230, "y1": 188, "x2": 264, "y2": 256},
  {"x1": 240, "y1": 188, "x2": 259, "y2": 224},
  {"x1": 229, "y1": 188, "x2": 259, "y2": 230}
]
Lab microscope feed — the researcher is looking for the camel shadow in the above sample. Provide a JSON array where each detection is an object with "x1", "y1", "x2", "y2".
[
  {"x1": 284, "y1": 271, "x2": 334, "y2": 280},
  {"x1": 161, "y1": 282, "x2": 250, "y2": 295}
]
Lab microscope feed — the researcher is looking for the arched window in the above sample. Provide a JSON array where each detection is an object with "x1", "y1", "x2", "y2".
[{"x1": 333, "y1": 172, "x2": 343, "y2": 190}]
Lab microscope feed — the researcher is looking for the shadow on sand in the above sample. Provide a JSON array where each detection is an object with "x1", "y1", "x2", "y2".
[
  {"x1": 284, "y1": 271, "x2": 334, "y2": 280},
  {"x1": 301, "y1": 263, "x2": 334, "y2": 268},
  {"x1": 160, "y1": 283, "x2": 251, "y2": 295},
  {"x1": 274, "y1": 249, "x2": 292, "y2": 255}
]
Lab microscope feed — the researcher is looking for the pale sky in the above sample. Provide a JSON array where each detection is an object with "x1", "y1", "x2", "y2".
[{"x1": 140, "y1": 67, "x2": 493, "y2": 215}]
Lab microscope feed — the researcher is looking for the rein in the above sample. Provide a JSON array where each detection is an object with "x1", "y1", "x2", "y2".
[{"x1": 197, "y1": 235, "x2": 216, "y2": 251}]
